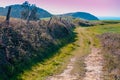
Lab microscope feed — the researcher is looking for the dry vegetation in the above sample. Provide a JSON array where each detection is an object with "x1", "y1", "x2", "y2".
[
  {"x1": 73, "y1": 18, "x2": 97, "y2": 27},
  {"x1": 0, "y1": 16, "x2": 75, "y2": 80},
  {"x1": 99, "y1": 33, "x2": 120, "y2": 80}
]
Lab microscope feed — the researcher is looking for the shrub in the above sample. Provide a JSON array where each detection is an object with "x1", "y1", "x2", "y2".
[
  {"x1": 0, "y1": 16, "x2": 75, "y2": 80},
  {"x1": 100, "y1": 33, "x2": 120, "y2": 80}
]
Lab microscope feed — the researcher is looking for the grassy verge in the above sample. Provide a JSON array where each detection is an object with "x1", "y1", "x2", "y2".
[
  {"x1": 87, "y1": 23, "x2": 120, "y2": 34},
  {"x1": 20, "y1": 43, "x2": 76, "y2": 80}
]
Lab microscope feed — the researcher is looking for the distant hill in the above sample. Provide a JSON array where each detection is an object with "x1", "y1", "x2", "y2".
[
  {"x1": 0, "y1": 4, "x2": 52, "y2": 18},
  {"x1": 0, "y1": 4, "x2": 99, "y2": 20},
  {"x1": 61, "y1": 12, "x2": 99, "y2": 20}
]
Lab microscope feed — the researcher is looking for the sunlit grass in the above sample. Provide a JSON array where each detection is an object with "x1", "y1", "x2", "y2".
[
  {"x1": 41, "y1": 17, "x2": 51, "y2": 21},
  {"x1": 19, "y1": 39, "x2": 76, "y2": 80},
  {"x1": 87, "y1": 23, "x2": 120, "y2": 34}
]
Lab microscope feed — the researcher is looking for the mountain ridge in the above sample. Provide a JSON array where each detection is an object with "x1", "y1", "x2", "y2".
[
  {"x1": 60, "y1": 12, "x2": 99, "y2": 20},
  {"x1": 0, "y1": 4, "x2": 99, "y2": 20},
  {"x1": 0, "y1": 4, "x2": 52, "y2": 18}
]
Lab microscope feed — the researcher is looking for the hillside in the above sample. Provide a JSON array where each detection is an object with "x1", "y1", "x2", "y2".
[
  {"x1": 0, "y1": 4, "x2": 52, "y2": 18},
  {"x1": 61, "y1": 12, "x2": 99, "y2": 20}
]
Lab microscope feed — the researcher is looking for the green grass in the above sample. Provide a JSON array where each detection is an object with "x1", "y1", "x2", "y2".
[
  {"x1": 40, "y1": 17, "x2": 51, "y2": 21},
  {"x1": 87, "y1": 23, "x2": 120, "y2": 34}
]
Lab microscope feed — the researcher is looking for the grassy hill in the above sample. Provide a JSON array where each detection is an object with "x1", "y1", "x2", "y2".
[{"x1": 60, "y1": 12, "x2": 99, "y2": 20}]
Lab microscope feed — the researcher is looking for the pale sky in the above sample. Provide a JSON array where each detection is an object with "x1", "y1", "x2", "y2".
[{"x1": 0, "y1": 0, "x2": 120, "y2": 17}]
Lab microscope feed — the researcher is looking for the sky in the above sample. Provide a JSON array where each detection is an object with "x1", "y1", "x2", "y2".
[{"x1": 0, "y1": 0, "x2": 120, "y2": 17}]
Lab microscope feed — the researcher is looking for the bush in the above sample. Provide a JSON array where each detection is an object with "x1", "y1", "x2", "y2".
[
  {"x1": 0, "y1": 17, "x2": 75, "y2": 80},
  {"x1": 100, "y1": 33, "x2": 120, "y2": 80}
]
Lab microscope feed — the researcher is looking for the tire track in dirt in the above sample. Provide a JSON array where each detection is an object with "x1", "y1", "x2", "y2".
[
  {"x1": 46, "y1": 57, "x2": 79, "y2": 80},
  {"x1": 46, "y1": 28, "x2": 104, "y2": 80},
  {"x1": 83, "y1": 48, "x2": 103, "y2": 80}
]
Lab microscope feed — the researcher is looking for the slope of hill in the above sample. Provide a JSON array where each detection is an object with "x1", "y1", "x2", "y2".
[
  {"x1": 0, "y1": 4, "x2": 52, "y2": 18},
  {"x1": 61, "y1": 12, "x2": 99, "y2": 20}
]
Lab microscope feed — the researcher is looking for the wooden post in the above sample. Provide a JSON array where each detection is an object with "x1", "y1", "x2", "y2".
[
  {"x1": 6, "y1": 6, "x2": 12, "y2": 25},
  {"x1": 47, "y1": 17, "x2": 52, "y2": 26},
  {"x1": 59, "y1": 17, "x2": 62, "y2": 22},
  {"x1": 26, "y1": 11, "x2": 32, "y2": 24}
]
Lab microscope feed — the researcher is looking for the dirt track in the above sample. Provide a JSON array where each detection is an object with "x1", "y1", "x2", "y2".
[
  {"x1": 47, "y1": 48, "x2": 103, "y2": 80},
  {"x1": 83, "y1": 48, "x2": 103, "y2": 80},
  {"x1": 46, "y1": 57, "x2": 78, "y2": 80}
]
